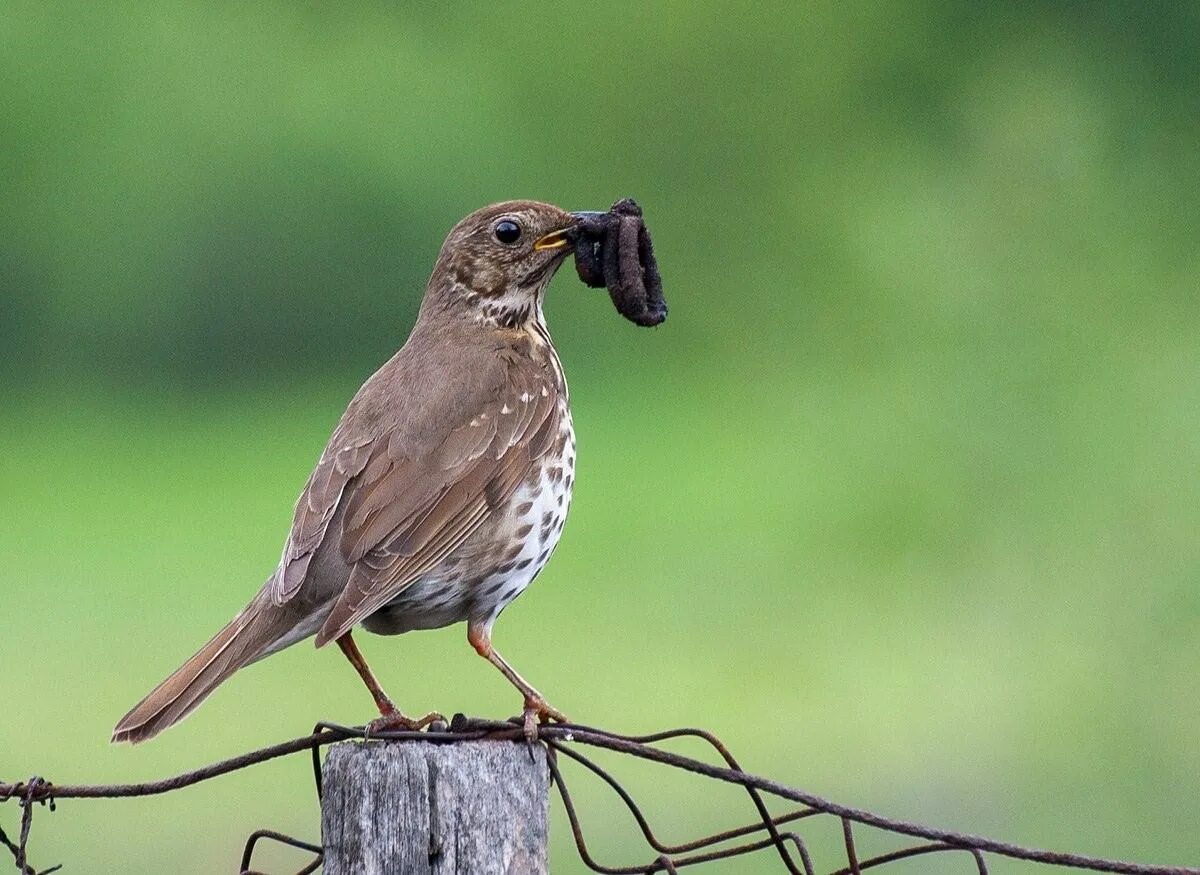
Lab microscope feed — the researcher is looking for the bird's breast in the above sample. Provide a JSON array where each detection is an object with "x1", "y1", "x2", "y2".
[
  {"x1": 365, "y1": 402, "x2": 575, "y2": 635},
  {"x1": 471, "y1": 405, "x2": 575, "y2": 619}
]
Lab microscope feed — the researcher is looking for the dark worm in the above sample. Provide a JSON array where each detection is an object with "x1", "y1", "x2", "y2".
[{"x1": 569, "y1": 198, "x2": 667, "y2": 327}]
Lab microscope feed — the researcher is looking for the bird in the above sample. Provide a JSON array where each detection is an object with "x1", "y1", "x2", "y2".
[{"x1": 113, "y1": 200, "x2": 587, "y2": 744}]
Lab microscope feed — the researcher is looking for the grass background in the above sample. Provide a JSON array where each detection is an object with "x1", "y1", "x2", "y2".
[{"x1": 2, "y1": 2, "x2": 1198, "y2": 872}]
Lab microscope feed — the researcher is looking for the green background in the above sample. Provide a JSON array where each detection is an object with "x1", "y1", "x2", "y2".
[{"x1": 2, "y1": 2, "x2": 1198, "y2": 872}]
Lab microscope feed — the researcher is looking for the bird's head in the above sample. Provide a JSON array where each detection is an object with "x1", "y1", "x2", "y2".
[{"x1": 426, "y1": 200, "x2": 578, "y2": 328}]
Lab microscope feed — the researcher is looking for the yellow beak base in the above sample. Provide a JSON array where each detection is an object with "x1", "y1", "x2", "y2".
[{"x1": 533, "y1": 230, "x2": 570, "y2": 251}]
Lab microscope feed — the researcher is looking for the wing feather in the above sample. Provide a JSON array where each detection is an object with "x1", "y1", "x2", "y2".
[
  {"x1": 268, "y1": 340, "x2": 564, "y2": 641},
  {"x1": 272, "y1": 433, "x2": 372, "y2": 605},
  {"x1": 314, "y1": 414, "x2": 547, "y2": 645}
]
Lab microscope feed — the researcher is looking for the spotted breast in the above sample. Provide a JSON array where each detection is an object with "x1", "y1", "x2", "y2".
[{"x1": 360, "y1": 321, "x2": 574, "y2": 638}]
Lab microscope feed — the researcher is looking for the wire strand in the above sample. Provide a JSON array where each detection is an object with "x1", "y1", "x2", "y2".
[{"x1": 3, "y1": 717, "x2": 1197, "y2": 875}]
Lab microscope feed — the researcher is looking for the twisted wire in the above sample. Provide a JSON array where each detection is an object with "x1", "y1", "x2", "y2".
[{"x1": 2, "y1": 717, "x2": 1196, "y2": 875}]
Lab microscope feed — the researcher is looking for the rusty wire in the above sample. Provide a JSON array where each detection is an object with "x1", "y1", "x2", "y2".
[{"x1": 3, "y1": 717, "x2": 1198, "y2": 875}]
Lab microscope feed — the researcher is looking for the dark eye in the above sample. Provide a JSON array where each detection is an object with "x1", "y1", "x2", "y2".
[{"x1": 494, "y1": 219, "x2": 522, "y2": 245}]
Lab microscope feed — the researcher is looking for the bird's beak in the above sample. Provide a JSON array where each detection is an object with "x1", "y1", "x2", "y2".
[{"x1": 533, "y1": 228, "x2": 571, "y2": 251}]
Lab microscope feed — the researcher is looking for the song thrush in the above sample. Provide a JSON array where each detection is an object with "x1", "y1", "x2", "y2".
[{"x1": 112, "y1": 201, "x2": 590, "y2": 743}]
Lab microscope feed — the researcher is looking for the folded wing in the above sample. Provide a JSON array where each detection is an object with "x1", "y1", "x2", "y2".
[{"x1": 268, "y1": 347, "x2": 561, "y2": 647}]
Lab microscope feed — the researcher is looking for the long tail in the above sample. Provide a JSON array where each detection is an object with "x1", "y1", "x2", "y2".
[{"x1": 112, "y1": 598, "x2": 282, "y2": 744}]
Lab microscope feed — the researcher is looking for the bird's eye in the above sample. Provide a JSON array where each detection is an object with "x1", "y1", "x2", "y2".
[{"x1": 494, "y1": 219, "x2": 522, "y2": 245}]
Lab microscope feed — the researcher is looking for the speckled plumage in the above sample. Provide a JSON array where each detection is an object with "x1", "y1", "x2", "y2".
[
  {"x1": 114, "y1": 201, "x2": 582, "y2": 743},
  {"x1": 362, "y1": 326, "x2": 575, "y2": 638}
]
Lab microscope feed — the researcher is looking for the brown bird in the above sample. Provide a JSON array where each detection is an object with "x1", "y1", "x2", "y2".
[{"x1": 113, "y1": 200, "x2": 586, "y2": 743}]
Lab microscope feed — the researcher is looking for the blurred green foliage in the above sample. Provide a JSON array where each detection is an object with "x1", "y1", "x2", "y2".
[{"x1": 2, "y1": 2, "x2": 1199, "y2": 872}]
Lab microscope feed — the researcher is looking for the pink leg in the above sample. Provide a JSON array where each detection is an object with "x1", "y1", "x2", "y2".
[
  {"x1": 336, "y1": 632, "x2": 443, "y2": 730},
  {"x1": 468, "y1": 622, "x2": 568, "y2": 739}
]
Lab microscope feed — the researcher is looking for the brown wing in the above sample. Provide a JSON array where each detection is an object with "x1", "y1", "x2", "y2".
[
  {"x1": 271, "y1": 433, "x2": 374, "y2": 605},
  {"x1": 268, "y1": 342, "x2": 561, "y2": 646},
  {"x1": 315, "y1": 366, "x2": 559, "y2": 646}
]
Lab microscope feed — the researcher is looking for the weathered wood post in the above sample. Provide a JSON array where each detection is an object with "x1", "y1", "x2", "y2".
[{"x1": 320, "y1": 740, "x2": 550, "y2": 875}]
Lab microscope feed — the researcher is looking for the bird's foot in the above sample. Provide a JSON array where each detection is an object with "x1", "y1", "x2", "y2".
[
  {"x1": 521, "y1": 696, "x2": 569, "y2": 742},
  {"x1": 365, "y1": 709, "x2": 446, "y2": 736}
]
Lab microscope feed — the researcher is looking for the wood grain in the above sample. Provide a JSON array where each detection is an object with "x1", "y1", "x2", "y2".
[{"x1": 321, "y1": 740, "x2": 549, "y2": 874}]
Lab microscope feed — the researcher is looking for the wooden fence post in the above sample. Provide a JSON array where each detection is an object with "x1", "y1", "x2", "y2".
[{"x1": 320, "y1": 739, "x2": 550, "y2": 875}]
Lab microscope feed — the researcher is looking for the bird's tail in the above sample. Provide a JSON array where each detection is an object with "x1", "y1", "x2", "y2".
[{"x1": 111, "y1": 597, "x2": 280, "y2": 744}]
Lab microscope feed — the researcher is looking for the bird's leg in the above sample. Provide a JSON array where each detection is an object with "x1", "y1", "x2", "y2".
[
  {"x1": 335, "y1": 632, "x2": 444, "y2": 731},
  {"x1": 467, "y1": 622, "x2": 568, "y2": 741},
  {"x1": 335, "y1": 631, "x2": 396, "y2": 714}
]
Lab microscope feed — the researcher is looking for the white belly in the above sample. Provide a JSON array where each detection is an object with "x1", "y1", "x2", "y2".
[{"x1": 363, "y1": 408, "x2": 575, "y2": 635}]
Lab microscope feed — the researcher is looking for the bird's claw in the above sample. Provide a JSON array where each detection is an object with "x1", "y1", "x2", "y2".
[
  {"x1": 521, "y1": 696, "x2": 568, "y2": 742},
  {"x1": 365, "y1": 709, "x2": 446, "y2": 736}
]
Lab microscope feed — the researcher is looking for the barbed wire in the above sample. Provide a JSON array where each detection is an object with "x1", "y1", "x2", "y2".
[{"x1": 2, "y1": 716, "x2": 1197, "y2": 875}]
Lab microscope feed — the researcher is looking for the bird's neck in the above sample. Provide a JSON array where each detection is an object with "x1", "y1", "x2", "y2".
[
  {"x1": 419, "y1": 279, "x2": 548, "y2": 333},
  {"x1": 413, "y1": 279, "x2": 566, "y2": 398},
  {"x1": 472, "y1": 285, "x2": 548, "y2": 331}
]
